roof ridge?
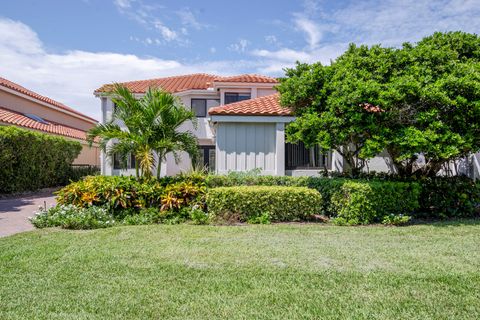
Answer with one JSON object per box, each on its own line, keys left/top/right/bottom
{"left": 120, "top": 73, "right": 218, "bottom": 85}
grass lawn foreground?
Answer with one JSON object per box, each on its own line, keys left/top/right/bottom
{"left": 1, "top": 222, "right": 480, "bottom": 319}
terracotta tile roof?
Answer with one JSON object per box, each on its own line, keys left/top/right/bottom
{"left": 213, "top": 74, "right": 278, "bottom": 83}
{"left": 0, "top": 77, "right": 97, "bottom": 123}
{"left": 0, "top": 106, "right": 88, "bottom": 141}
{"left": 95, "top": 73, "right": 217, "bottom": 94}
{"left": 208, "top": 93, "right": 292, "bottom": 116}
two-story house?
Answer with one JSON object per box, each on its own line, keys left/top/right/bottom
{"left": 94, "top": 73, "right": 479, "bottom": 179}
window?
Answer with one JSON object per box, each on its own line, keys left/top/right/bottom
{"left": 224, "top": 92, "right": 251, "bottom": 104}
{"left": 113, "top": 153, "right": 136, "bottom": 170}
{"left": 198, "top": 146, "right": 215, "bottom": 172}
{"left": 24, "top": 113, "right": 49, "bottom": 124}
{"left": 191, "top": 99, "right": 220, "bottom": 117}
{"left": 285, "top": 141, "right": 328, "bottom": 170}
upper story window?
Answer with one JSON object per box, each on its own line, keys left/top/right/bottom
{"left": 191, "top": 99, "right": 220, "bottom": 117}
{"left": 225, "top": 92, "right": 251, "bottom": 104}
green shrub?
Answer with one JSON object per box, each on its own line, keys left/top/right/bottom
{"left": 331, "top": 180, "right": 420, "bottom": 225}
{"left": 189, "top": 207, "right": 209, "bottom": 225}
{"left": 0, "top": 126, "right": 82, "bottom": 193}
{"left": 31, "top": 204, "right": 114, "bottom": 229}
{"left": 246, "top": 212, "right": 271, "bottom": 224}
{"left": 121, "top": 208, "right": 163, "bottom": 225}
{"left": 66, "top": 165, "right": 100, "bottom": 182}
{"left": 416, "top": 176, "right": 480, "bottom": 219}
{"left": 55, "top": 175, "right": 205, "bottom": 213}
{"left": 206, "top": 186, "right": 322, "bottom": 223}
{"left": 382, "top": 214, "right": 412, "bottom": 226}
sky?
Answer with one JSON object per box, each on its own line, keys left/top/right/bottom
{"left": 0, "top": 0, "right": 479, "bottom": 120}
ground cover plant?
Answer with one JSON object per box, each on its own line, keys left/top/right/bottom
{"left": 1, "top": 222, "right": 480, "bottom": 319}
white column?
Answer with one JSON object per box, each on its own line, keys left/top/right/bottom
{"left": 251, "top": 87, "right": 258, "bottom": 99}
{"left": 275, "top": 122, "right": 285, "bottom": 176}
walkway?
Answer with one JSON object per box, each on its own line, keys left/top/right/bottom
{"left": 0, "top": 190, "right": 56, "bottom": 237}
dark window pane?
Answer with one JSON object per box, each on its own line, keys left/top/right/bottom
{"left": 130, "top": 154, "right": 136, "bottom": 169}
{"left": 113, "top": 153, "right": 122, "bottom": 169}
{"left": 225, "top": 93, "right": 251, "bottom": 104}
{"left": 198, "top": 146, "right": 215, "bottom": 172}
{"left": 285, "top": 141, "right": 326, "bottom": 170}
{"left": 191, "top": 99, "right": 207, "bottom": 117}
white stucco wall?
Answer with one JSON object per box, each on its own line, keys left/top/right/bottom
{"left": 216, "top": 122, "right": 277, "bottom": 175}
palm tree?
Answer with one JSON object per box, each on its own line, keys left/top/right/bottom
{"left": 87, "top": 84, "right": 199, "bottom": 179}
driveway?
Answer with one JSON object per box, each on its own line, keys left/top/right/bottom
{"left": 0, "top": 190, "right": 56, "bottom": 237}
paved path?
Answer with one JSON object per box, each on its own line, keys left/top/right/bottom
{"left": 0, "top": 190, "right": 56, "bottom": 238}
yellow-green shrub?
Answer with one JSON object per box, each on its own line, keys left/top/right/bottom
{"left": 206, "top": 186, "right": 322, "bottom": 222}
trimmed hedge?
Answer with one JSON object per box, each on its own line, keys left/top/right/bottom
{"left": 331, "top": 180, "right": 421, "bottom": 225}
{"left": 0, "top": 126, "right": 82, "bottom": 193}
{"left": 206, "top": 186, "right": 322, "bottom": 223}
{"left": 206, "top": 173, "right": 479, "bottom": 219}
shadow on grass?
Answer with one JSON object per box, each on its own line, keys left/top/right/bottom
{"left": 411, "top": 218, "right": 480, "bottom": 227}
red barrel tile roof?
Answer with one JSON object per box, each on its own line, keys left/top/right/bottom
{"left": 0, "top": 77, "right": 97, "bottom": 123}
{"left": 95, "top": 73, "right": 279, "bottom": 94}
{"left": 95, "top": 73, "right": 217, "bottom": 94}
{"left": 208, "top": 93, "right": 292, "bottom": 116}
{"left": 213, "top": 74, "right": 278, "bottom": 83}
{"left": 0, "top": 106, "right": 88, "bottom": 140}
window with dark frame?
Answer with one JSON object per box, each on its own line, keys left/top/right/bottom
{"left": 285, "top": 141, "right": 327, "bottom": 170}
{"left": 191, "top": 99, "right": 220, "bottom": 117}
{"left": 198, "top": 146, "right": 215, "bottom": 172}
{"left": 113, "top": 153, "right": 136, "bottom": 170}
{"left": 224, "top": 92, "right": 251, "bottom": 104}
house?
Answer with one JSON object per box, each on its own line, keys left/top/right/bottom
{"left": 94, "top": 73, "right": 479, "bottom": 179}
{"left": 0, "top": 77, "right": 100, "bottom": 166}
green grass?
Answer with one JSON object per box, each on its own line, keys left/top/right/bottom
{"left": 1, "top": 222, "right": 480, "bottom": 319}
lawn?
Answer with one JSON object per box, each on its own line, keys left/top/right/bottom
{"left": 1, "top": 222, "right": 480, "bottom": 319}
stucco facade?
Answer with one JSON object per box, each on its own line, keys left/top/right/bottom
{"left": 0, "top": 77, "right": 100, "bottom": 166}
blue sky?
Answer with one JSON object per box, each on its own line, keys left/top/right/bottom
{"left": 0, "top": 0, "right": 479, "bottom": 120}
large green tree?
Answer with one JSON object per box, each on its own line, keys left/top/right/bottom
{"left": 88, "top": 85, "right": 199, "bottom": 179}
{"left": 278, "top": 31, "right": 480, "bottom": 177}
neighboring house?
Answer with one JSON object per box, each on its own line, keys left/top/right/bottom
{"left": 95, "top": 73, "right": 479, "bottom": 179}
{"left": 0, "top": 77, "right": 100, "bottom": 166}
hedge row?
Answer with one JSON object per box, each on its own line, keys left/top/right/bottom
{"left": 206, "top": 173, "right": 479, "bottom": 219}
{"left": 206, "top": 186, "right": 322, "bottom": 223}
{"left": 0, "top": 126, "right": 82, "bottom": 193}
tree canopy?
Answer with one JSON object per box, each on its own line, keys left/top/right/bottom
{"left": 277, "top": 31, "right": 480, "bottom": 177}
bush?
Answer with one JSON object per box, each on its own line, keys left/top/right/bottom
{"left": 66, "top": 165, "right": 100, "bottom": 182}
{"left": 31, "top": 205, "right": 114, "bottom": 229}
{"left": 416, "top": 176, "right": 480, "bottom": 219}
{"left": 331, "top": 180, "right": 421, "bottom": 225}
{"left": 55, "top": 175, "right": 205, "bottom": 213}
{"left": 206, "top": 186, "right": 322, "bottom": 223}
{"left": 0, "top": 126, "right": 82, "bottom": 193}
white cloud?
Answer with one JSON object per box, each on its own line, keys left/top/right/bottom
{"left": 265, "top": 35, "right": 278, "bottom": 45}
{"left": 177, "top": 8, "right": 208, "bottom": 30}
{"left": 113, "top": 0, "right": 132, "bottom": 9}
{"left": 228, "top": 39, "right": 250, "bottom": 53}
{"left": 250, "top": 0, "right": 480, "bottom": 74}
{"left": 153, "top": 20, "right": 178, "bottom": 42}
{"left": 0, "top": 18, "right": 252, "bottom": 120}
{"left": 293, "top": 14, "right": 322, "bottom": 49}
{"left": 210, "top": 47, "right": 217, "bottom": 54}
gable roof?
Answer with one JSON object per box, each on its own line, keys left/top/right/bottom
{"left": 94, "top": 73, "right": 279, "bottom": 94}
{"left": 0, "top": 77, "right": 97, "bottom": 123}
{"left": 0, "top": 106, "right": 88, "bottom": 140}
{"left": 213, "top": 74, "right": 278, "bottom": 83}
{"left": 208, "top": 93, "right": 292, "bottom": 116}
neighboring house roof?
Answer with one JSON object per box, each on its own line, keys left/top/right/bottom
{"left": 0, "top": 106, "right": 88, "bottom": 141}
{"left": 208, "top": 93, "right": 292, "bottom": 116}
{"left": 0, "top": 77, "right": 97, "bottom": 123}
{"left": 213, "top": 74, "right": 278, "bottom": 83}
{"left": 94, "top": 73, "right": 279, "bottom": 94}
